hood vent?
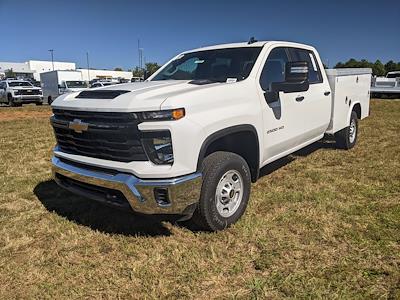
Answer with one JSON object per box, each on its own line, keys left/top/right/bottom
{"left": 76, "top": 90, "right": 129, "bottom": 99}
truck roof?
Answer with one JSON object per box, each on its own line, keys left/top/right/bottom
{"left": 183, "top": 40, "right": 315, "bottom": 53}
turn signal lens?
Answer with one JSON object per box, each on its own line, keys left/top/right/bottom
{"left": 171, "top": 108, "right": 185, "bottom": 120}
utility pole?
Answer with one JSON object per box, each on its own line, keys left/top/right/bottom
{"left": 86, "top": 52, "right": 90, "bottom": 81}
{"left": 138, "top": 39, "right": 145, "bottom": 80}
{"left": 48, "top": 49, "right": 54, "bottom": 71}
{"left": 138, "top": 39, "right": 141, "bottom": 70}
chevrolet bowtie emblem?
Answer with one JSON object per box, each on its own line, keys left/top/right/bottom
{"left": 69, "top": 119, "right": 89, "bottom": 133}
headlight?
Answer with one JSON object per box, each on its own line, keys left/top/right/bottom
{"left": 13, "top": 90, "right": 21, "bottom": 95}
{"left": 141, "top": 108, "right": 185, "bottom": 121}
{"left": 141, "top": 131, "right": 173, "bottom": 164}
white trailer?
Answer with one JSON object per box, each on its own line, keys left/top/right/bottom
{"left": 40, "top": 70, "right": 88, "bottom": 104}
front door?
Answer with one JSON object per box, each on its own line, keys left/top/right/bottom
{"left": 256, "top": 46, "right": 330, "bottom": 165}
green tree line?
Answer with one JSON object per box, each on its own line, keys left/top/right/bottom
{"left": 334, "top": 59, "right": 400, "bottom": 76}
{"left": 132, "top": 63, "right": 161, "bottom": 78}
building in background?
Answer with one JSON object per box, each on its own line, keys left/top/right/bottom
{"left": 0, "top": 60, "right": 132, "bottom": 82}
{"left": 27, "top": 60, "right": 76, "bottom": 81}
{"left": 77, "top": 68, "right": 132, "bottom": 81}
{"left": 0, "top": 62, "right": 35, "bottom": 79}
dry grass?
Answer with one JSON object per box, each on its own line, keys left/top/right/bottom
{"left": 0, "top": 100, "right": 399, "bottom": 299}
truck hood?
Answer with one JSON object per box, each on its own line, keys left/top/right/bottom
{"left": 10, "top": 86, "right": 41, "bottom": 90}
{"left": 52, "top": 80, "right": 223, "bottom": 112}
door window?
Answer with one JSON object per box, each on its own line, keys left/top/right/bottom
{"left": 288, "top": 48, "right": 322, "bottom": 83}
{"left": 259, "top": 47, "right": 289, "bottom": 92}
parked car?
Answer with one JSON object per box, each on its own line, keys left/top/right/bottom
{"left": 40, "top": 70, "right": 88, "bottom": 104}
{"left": 131, "top": 77, "right": 143, "bottom": 82}
{"left": 90, "top": 81, "right": 117, "bottom": 88}
{"left": 26, "top": 79, "right": 42, "bottom": 87}
{"left": 50, "top": 40, "right": 371, "bottom": 231}
{"left": 371, "top": 71, "right": 400, "bottom": 97}
{"left": 0, "top": 79, "right": 43, "bottom": 106}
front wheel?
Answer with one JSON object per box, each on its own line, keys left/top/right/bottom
{"left": 8, "top": 94, "right": 16, "bottom": 107}
{"left": 335, "top": 111, "right": 358, "bottom": 149}
{"left": 190, "top": 151, "right": 251, "bottom": 231}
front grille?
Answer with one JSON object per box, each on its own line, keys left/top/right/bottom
{"left": 58, "top": 157, "right": 119, "bottom": 175}
{"left": 51, "top": 109, "right": 148, "bottom": 162}
{"left": 375, "top": 82, "right": 396, "bottom": 87}
{"left": 20, "top": 89, "right": 41, "bottom": 95}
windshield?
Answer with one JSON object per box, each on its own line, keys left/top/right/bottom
{"left": 152, "top": 47, "right": 262, "bottom": 82}
{"left": 386, "top": 73, "right": 400, "bottom": 79}
{"left": 66, "top": 81, "right": 88, "bottom": 88}
{"left": 8, "top": 81, "right": 33, "bottom": 87}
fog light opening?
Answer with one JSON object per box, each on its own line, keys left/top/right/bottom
{"left": 154, "top": 187, "right": 171, "bottom": 206}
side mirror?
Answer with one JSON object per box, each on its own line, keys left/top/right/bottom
{"left": 271, "top": 61, "right": 310, "bottom": 93}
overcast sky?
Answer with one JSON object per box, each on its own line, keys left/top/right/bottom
{"left": 1, "top": 0, "right": 399, "bottom": 70}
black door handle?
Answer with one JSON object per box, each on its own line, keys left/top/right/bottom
{"left": 295, "top": 96, "right": 304, "bottom": 102}
{"left": 324, "top": 91, "right": 331, "bottom": 96}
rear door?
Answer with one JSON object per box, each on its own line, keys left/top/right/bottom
{"left": 287, "top": 47, "right": 331, "bottom": 142}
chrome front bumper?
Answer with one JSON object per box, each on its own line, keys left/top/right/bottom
{"left": 13, "top": 95, "right": 43, "bottom": 101}
{"left": 52, "top": 157, "right": 202, "bottom": 215}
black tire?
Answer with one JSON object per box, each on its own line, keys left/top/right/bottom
{"left": 190, "top": 151, "right": 251, "bottom": 231}
{"left": 8, "top": 94, "right": 16, "bottom": 107}
{"left": 335, "top": 111, "right": 358, "bottom": 150}
{"left": 48, "top": 96, "right": 52, "bottom": 105}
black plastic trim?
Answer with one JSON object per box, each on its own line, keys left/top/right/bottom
{"left": 76, "top": 90, "right": 130, "bottom": 99}
{"left": 196, "top": 124, "right": 260, "bottom": 182}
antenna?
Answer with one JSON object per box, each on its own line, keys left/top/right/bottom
{"left": 248, "top": 37, "right": 257, "bottom": 44}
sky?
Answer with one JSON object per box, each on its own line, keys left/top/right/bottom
{"left": 0, "top": 0, "right": 399, "bottom": 70}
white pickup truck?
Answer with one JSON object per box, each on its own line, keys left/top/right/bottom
{"left": 50, "top": 41, "right": 371, "bottom": 231}
{"left": 0, "top": 79, "right": 43, "bottom": 106}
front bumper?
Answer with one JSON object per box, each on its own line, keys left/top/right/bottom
{"left": 52, "top": 156, "right": 202, "bottom": 215}
{"left": 12, "top": 94, "right": 43, "bottom": 101}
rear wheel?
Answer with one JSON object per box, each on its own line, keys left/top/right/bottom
{"left": 190, "top": 151, "right": 251, "bottom": 231}
{"left": 335, "top": 111, "right": 358, "bottom": 149}
{"left": 48, "top": 96, "right": 52, "bottom": 105}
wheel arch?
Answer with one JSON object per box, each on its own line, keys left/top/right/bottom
{"left": 352, "top": 102, "right": 361, "bottom": 119}
{"left": 196, "top": 124, "right": 260, "bottom": 182}
{"left": 347, "top": 102, "right": 362, "bottom": 125}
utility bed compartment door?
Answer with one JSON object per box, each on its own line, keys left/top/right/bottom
{"left": 325, "top": 68, "right": 371, "bottom": 134}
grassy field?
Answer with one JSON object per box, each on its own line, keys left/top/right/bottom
{"left": 0, "top": 100, "right": 399, "bottom": 299}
